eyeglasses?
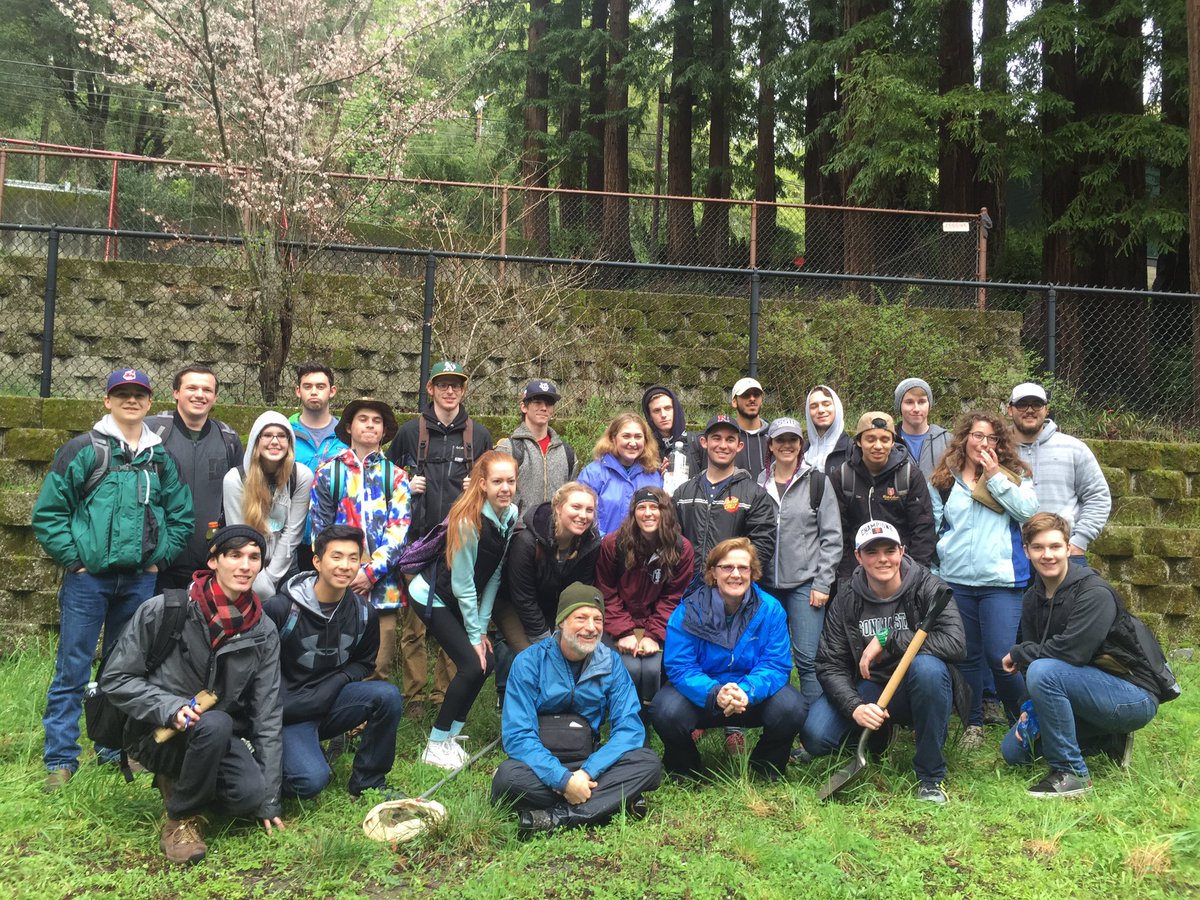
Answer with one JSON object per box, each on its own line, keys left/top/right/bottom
{"left": 968, "top": 432, "right": 1000, "bottom": 445}
{"left": 1011, "top": 400, "right": 1045, "bottom": 410}
{"left": 715, "top": 564, "right": 751, "bottom": 575}
{"left": 259, "top": 432, "right": 289, "bottom": 445}
{"left": 432, "top": 380, "right": 464, "bottom": 392}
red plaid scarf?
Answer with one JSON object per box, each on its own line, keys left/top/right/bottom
{"left": 190, "top": 570, "right": 262, "bottom": 649}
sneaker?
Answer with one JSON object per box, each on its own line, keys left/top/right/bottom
{"left": 916, "top": 781, "right": 948, "bottom": 804}
{"left": 982, "top": 700, "right": 1006, "bottom": 726}
{"left": 44, "top": 768, "right": 72, "bottom": 792}
{"left": 790, "top": 744, "right": 813, "bottom": 764}
{"left": 724, "top": 731, "right": 746, "bottom": 755}
{"left": 960, "top": 725, "right": 986, "bottom": 750}
{"left": 160, "top": 815, "right": 207, "bottom": 865}
{"left": 516, "top": 808, "right": 555, "bottom": 839}
{"left": 420, "top": 737, "right": 469, "bottom": 771}
{"left": 1027, "top": 769, "right": 1093, "bottom": 799}
{"left": 626, "top": 797, "right": 649, "bottom": 821}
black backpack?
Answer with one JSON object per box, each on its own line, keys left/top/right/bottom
{"left": 84, "top": 589, "right": 189, "bottom": 781}
{"left": 80, "top": 431, "right": 165, "bottom": 501}
{"left": 1095, "top": 581, "right": 1182, "bottom": 704}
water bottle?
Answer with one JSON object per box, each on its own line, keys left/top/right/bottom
{"left": 664, "top": 441, "right": 689, "bottom": 494}
{"left": 1015, "top": 699, "right": 1039, "bottom": 744}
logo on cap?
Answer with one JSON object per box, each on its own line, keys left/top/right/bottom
{"left": 539, "top": 382, "right": 549, "bottom": 391}
{"left": 122, "top": 369, "right": 138, "bottom": 382}
{"left": 444, "top": 362, "right": 458, "bottom": 372}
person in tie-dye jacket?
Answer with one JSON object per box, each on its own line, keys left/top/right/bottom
{"left": 310, "top": 398, "right": 411, "bottom": 682}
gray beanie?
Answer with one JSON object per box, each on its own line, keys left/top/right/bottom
{"left": 894, "top": 378, "right": 933, "bottom": 413}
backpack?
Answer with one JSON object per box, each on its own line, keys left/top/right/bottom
{"left": 81, "top": 430, "right": 165, "bottom": 501}
{"left": 831, "top": 459, "right": 910, "bottom": 506}
{"left": 507, "top": 435, "right": 577, "bottom": 478}
{"left": 1094, "top": 582, "right": 1182, "bottom": 704}
{"left": 417, "top": 416, "right": 474, "bottom": 475}
{"left": 330, "top": 457, "right": 397, "bottom": 507}
{"left": 394, "top": 519, "right": 450, "bottom": 623}
{"left": 150, "top": 415, "right": 241, "bottom": 470}
{"left": 276, "top": 596, "right": 370, "bottom": 643}
{"left": 84, "top": 589, "right": 189, "bottom": 782}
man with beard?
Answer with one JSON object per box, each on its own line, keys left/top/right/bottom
{"left": 491, "top": 582, "right": 662, "bottom": 837}
{"left": 1006, "top": 383, "right": 1111, "bottom": 566}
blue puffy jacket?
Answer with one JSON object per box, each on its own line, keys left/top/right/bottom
{"left": 578, "top": 453, "right": 663, "bottom": 536}
{"left": 501, "top": 634, "right": 644, "bottom": 790}
{"left": 663, "top": 582, "right": 792, "bottom": 712}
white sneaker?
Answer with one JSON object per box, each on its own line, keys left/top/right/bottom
{"left": 421, "top": 737, "right": 468, "bottom": 771}
{"left": 449, "top": 735, "right": 471, "bottom": 767}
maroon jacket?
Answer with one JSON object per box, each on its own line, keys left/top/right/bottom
{"left": 596, "top": 532, "right": 694, "bottom": 644}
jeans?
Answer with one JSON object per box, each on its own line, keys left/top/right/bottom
{"left": 1000, "top": 658, "right": 1158, "bottom": 778}
{"left": 775, "top": 582, "right": 824, "bottom": 704}
{"left": 44, "top": 569, "right": 157, "bottom": 771}
{"left": 946, "top": 582, "right": 1025, "bottom": 726}
{"left": 281, "top": 680, "right": 404, "bottom": 798}
{"left": 801, "top": 654, "right": 955, "bottom": 784}
{"left": 650, "top": 683, "right": 807, "bottom": 778}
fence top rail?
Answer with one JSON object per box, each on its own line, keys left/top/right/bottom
{"left": 3, "top": 221, "right": 1196, "bottom": 301}
{"left": 0, "top": 138, "right": 983, "bottom": 220}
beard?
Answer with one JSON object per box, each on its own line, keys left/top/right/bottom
{"left": 564, "top": 630, "right": 601, "bottom": 657}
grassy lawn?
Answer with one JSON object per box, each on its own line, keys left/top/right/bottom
{"left": 1, "top": 638, "right": 1197, "bottom": 899}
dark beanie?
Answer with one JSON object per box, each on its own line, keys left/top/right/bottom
{"left": 629, "top": 486, "right": 660, "bottom": 512}
{"left": 555, "top": 581, "right": 604, "bottom": 625}
{"left": 208, "top": 524, "right": 267, "bottom": 559}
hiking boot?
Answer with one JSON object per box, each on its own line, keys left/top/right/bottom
{"left": 724, "top": 731, "right": 746, "bottom": 755}
{"left": 916, "top": 781, "right": 948, "bottom": 804}
{"left": 626, "top": 797, "right": 649, "bottom": 821}
{"left": 516, "top": 808, "right": 555, "bottom": 839}
{"left": 44, "top": 768, "right": 72, "bottom": 792}
{"left": 1027, "top": 770, "right": 1093, "bottom": 799}
{"left": 790, "top": 744, "right": 813, "bottom": 764}
{"left": 405, "top": 701, "right": 428, "bottom": 721}
{"left": 420, "top": 737, "right": 469, "bottom": 771}
{"left": 324, "top": 733, "right": 347, "bottom": 765}
{"left": 982, "top": 700, "right": 1007, "bottom": 726}
{"left": 160, "top": 816, "right": 207, "bottom": 865}
{"left": 960, "top": 725, "right": 986, "bottom": 750}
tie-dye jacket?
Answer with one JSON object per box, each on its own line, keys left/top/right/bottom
{"left": 310, "top": 448, "right": 411, "bottom": 610}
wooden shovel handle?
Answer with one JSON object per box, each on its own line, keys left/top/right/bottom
{"left": 153, "top": 690, "right": 219, "bottom": 744}
{"left": 875, "top": 585, "right": 954, "bottom": 710}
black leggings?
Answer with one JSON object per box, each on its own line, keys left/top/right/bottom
{"left": 416, "top": 602, "right": 495, "bottom": 731}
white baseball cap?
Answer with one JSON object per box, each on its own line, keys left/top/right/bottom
{"left": 1009, "top": 382, "right": 1048, "bottom": 405}
{"left": 732, "top": 377, "right": 763, "bottom": 399}
{"left": 855, "top": 520, "right": 902, "bottom": 550}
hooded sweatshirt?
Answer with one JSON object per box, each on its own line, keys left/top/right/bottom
{"left": 223, "top": 412, "right": 314, "bottom": 598}
{"left": 900, "top": 423, "right": 951, "bottom": 480}
{"left": 263, "top": 572, "right": 379, "bottom": 724}
{"left": 33, "top": 414, "right": 193, "bottom": 574}
{"left": 1015, "top": 419, "right": 1112, "bottom": 551}
{"left": 804, "top": 385, "right": 851, "bottom": 473}
{"left": 496, "top": 422, "right": 577, "bottom": 513}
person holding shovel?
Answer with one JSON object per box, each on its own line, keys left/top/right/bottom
{"left": 803, "top": 521, "right": 966, "bottom": 803}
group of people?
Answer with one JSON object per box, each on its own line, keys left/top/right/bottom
{"left": 31, "top": 359, "right": 1172, "bottom": 863}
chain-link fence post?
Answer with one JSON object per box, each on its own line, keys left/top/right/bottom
{"left": 1046, "top": 286, "right": 1057, "bottom": 378}
{"left": 40, "top": 225, "right": 61, "bottom": 398}
{"left": 748, "top": 269, "right": 761, "bottom": 377}
{"left": 418, "top": 251, "right": 437, "bottom": 408}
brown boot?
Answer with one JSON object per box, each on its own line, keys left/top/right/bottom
{"left": 160, "top": 815, "right": 207, "bottom": 865}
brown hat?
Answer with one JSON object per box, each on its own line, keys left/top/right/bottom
{"left": 854, "top": 411, "right": 896, "bottom": 439}
{"left": 336, "top": 398, "right": 399, "bottom": 446}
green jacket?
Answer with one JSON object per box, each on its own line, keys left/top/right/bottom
{"left": 33, "top": 424, "right": 194, "bottom": 574}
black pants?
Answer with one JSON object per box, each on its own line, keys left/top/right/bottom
{"left": 650, "top": 683, "right": 808, "bottom": 778}
{"left": 142, "top": 709, "right": 266, "bottom": 820}
{"left": 415, "top": 602, "right": 494, "bottom": 732}
{"left": 602, "top": 635, "right": 663, "bottom": 705}
{"left": 490, "top": 747, "right": 662, "bottom": 829}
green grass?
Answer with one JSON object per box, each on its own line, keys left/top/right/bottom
{"left": 1, "top": 639, "right": 1197, "bottom": 898}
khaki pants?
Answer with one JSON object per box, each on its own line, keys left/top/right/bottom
{"left": 399, "top": 602, "right": 454, "bottom": 703}
{"left": 491, "top": 596, "right": 535, "bottom": 653}
{"left": 369, "top": 610, "right": 400, "bottom": 683}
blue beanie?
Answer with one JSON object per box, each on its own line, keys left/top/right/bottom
{"left": 894, "top": 378, "right": 933, "bottom": 413}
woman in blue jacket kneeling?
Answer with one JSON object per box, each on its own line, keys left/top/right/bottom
{"left": 650, "top": 538, "right": 807, "bottom": 780}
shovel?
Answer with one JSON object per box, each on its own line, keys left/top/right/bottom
{"left": 817, "top": 585, "right": 953, "bottom": 802}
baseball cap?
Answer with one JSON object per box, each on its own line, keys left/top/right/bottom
{"left": 106, "top": 368, "right": 152, "bottom": 394}
{"left": 854, "top": 411, "right": 896, "bottom": 438}
{"left": 767, "top": 417, "right": 804, "bottom": 440}
{"left": 855, "top": 520, "right": 902, "bottom": 550}
{"left": 731, "top": 377, "right": 763, "bottom": 399}
{"left": 1009, "top": 382, "right": 1048, "bottom": 405}
{"left": 521, "top": 379, "right": 561, "bottom": 403}
{"left": 703, "top": 414, "right": 740, "bottom": 436}
{"left": 429, "top": 360, "right": 468, "bottom": 382}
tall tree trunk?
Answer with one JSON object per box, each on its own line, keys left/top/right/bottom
{"left": 937, "top": 0, "right": 975, "bottom": 213}
{"left": 601, "top": 0, "right": 633, "bottom": 259}
{"left": 803, "top": 0, "right": 842, "bottom": 272}
{"left": 586, "top": 0, "right": 609, "bottom": 224}
{"left": 1189, "top": 0, "right": 1200, "bottom": 410}
{"left": 522, "top": 0, "right": 552, "bottom": 254}
{"left": 697, "top": 0, "right": 732, "bottom": 265}
{"left": 755, "top": 0, "right": 781, "bottom": 267}
{"left": 978, "top": 0, "right": 1008, "bottom": 263}
{"left": 558, "top": 0, "right": 585, "bottom": 236}
{"left": 666, "top": 0, "right": 698, "bottom": 263}
{"left": 1156, "top": 10, "right": 1189, "bottom": 294}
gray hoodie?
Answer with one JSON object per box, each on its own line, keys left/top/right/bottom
{"left": 222, "top": 411, "right": 314, "bottom": 596}
{"left": 1015, "top": 419, "right": 1111, "bottom": 551}
{"left": 757, "top": 461, "right": 843, "bottom": 595}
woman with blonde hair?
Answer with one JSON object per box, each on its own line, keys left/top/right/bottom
{"left": 222, "top": 411, "right": 313, "bottom": 597}
{"left": 578, "top": 413, "right": 662, "bottom": 536}
{"left": 407, "top": 450, "right": 520, "bottom": 770}
{"left": 929, "top": 410, "right": 1039, "bottom": 749}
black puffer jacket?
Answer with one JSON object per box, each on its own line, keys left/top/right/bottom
{"left": 502, "top": 501, "right": 602, "bottom": 640}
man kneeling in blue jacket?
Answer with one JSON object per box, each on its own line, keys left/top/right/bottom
{"left": 492, "top": 582, "right": 662, "bottom": 837}
{"left": 651, "top": 538, "right": 807, "bottom": 780}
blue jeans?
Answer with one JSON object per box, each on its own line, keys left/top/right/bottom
{"left": 1000, "top": 658, "right": 1158, "bottom": 778}
{"left": 947, "top": 582, "right": 1025, "bottom": 726}
{"left": 774, "top": 582, "right": 825, "bottom": 704}
{"left": 802, "top": 654, "right": 954, "bottom": 784}
{"left": 44, "top": 569, "right": 157, "bottom": 771}
{"left": 281, "top": 680, "right": 404, "bottom": 798}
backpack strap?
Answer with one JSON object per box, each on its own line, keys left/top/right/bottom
{"left": 151, "top": 416, "right": 174, "bottom": 443}
{"left": 463, "top": 418, "right": 475, "bottom": 469}
{"left": 277, "top": 601, "right": 302, "bottom": 641}
{"left": 508, "top": 438, "right": 525, "bottom": 468}
{"left": 896, "top": 461, "right": 911, "bottom": 499}
{"left": 564, "top": 442, "right": 576, "bottom": 476}
{"left": 416, "top": 416, "right": 430, "bottom": 474}
{"left": 809, "top": 469, "right": 827, "bottom": 513}
{"left": 937, "top": 483, "right": 952, "bottom": 505}
{"left": 147, "top": 589, "right": 190, "bottom": 672}
{"left": 82, "top": 431, "right": 112, "bottom": 500}
{"left": 217, "top": 422, "right": 241, "bottom": 470}
{"left": 332, "top": 458, "right": 345, "bottom": 504}
{"left": 837, "top": 460, "right": 856, "bottom": 500}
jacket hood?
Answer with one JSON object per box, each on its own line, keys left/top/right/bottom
{"left": 510, "top": 421, "right": 560, "bottom": 446}
{"left": 1031, "top": 418, "right": 1060, "bottom": 446}
{"left": 846, "top": 441, "right": 914, "bottom": 479}
{"left": 680, "top": 581, "right": 762, "bottom": 650}
{"left": 850, "top": 554, "right": 923, "bottom": 605}
{"left": 641, "top": 385, "right": 686, "bottom": 442}
{"left": 522, "top": 500, "right": 600, "bottom": 550}
{"left": 94, "top": 414, "right": 163, "bottom": 453}
{"left": 804, "top": 384, "right": 845, "bottom": 470}
{"left": 245, "top": 411, "right": 295, "bottom": 471}
{"left": 422, "top": 404, "right": 470, "bottom": 431}
{"left": 276, "top": 570, "right": 350, "bottom": 621}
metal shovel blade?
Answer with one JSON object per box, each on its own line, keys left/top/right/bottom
{"left": 816, "top": 727, "right": 872, "bottom": 801}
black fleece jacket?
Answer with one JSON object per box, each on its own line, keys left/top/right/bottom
{"left": 1010, "top": 565, "right": 1119, "bottom": 670}
{"left": 672, "top": 468, "right": 776, "bottom": 580}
